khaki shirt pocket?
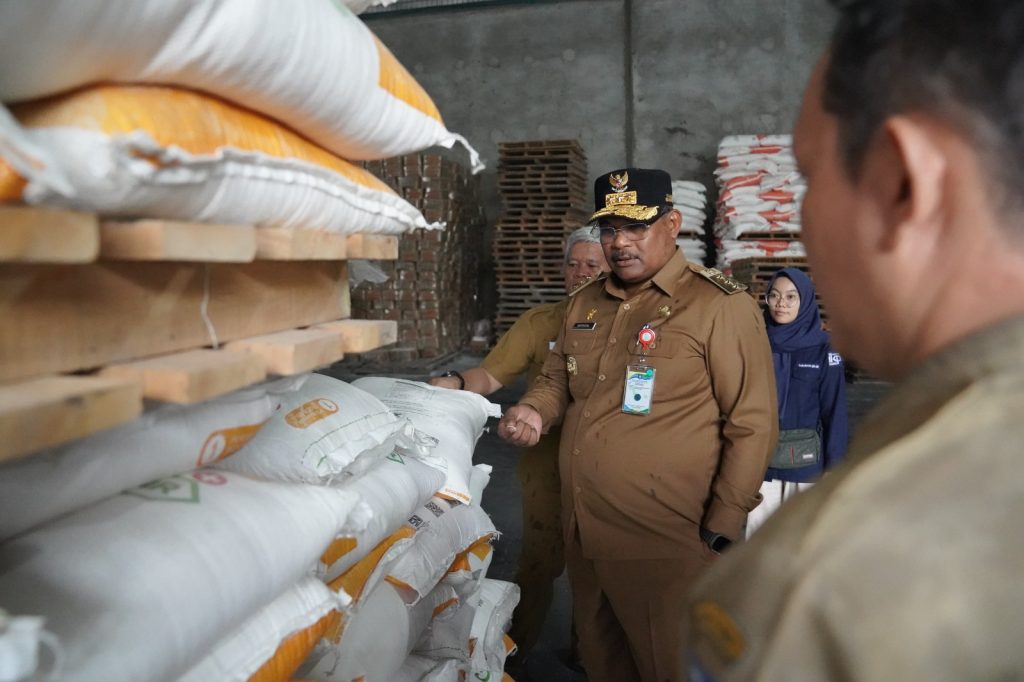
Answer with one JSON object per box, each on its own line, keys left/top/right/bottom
{"left": 564, "top": 329, "right": 600, "bottom": 399}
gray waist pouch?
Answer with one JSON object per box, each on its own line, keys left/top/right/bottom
{"left": 770, "top": 428, "right": 821, "bottom": 469}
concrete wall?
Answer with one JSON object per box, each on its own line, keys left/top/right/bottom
{"left": 364, "top": 0, "right": 835, "bottom": 309}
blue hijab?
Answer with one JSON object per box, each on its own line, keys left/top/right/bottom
{"left": 764, "top": 267, "right": 829, "bottom": 414}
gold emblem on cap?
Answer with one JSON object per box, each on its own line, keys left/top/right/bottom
{"left": 586, "top": 308, "right": 597, "bottom": 321}
{"left": 609, "top": 171, "right": 629, "bottom": 193}
{"left": 567, "top": 356, "right": 579, "bottom": 376}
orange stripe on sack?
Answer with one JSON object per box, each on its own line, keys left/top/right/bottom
{"left": 0, "top": 84, "right": 396, "bottom": 201}
{"left": 247, "top": 609, "right": 339, "bottom": 682}
{"left": 327, "top": 526, "right": 415, "bottom": 603}
{"left": 432, "top": 597, "right": 460, "bottom": 619}
{"left": 373, "top": 35, "right": 443, "bottom": 123}
{"left": 320, "top": 537, "right": 359, "bottom": 567}
{"left": 503, "top": 633, "right": 517, "bottom": 654}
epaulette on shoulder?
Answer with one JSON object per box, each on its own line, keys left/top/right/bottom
{"left": 568, "top": 273, "right": 607, "bottom": 297}
{"left": 695, "top": 266, "right": 747, "bottom": 295}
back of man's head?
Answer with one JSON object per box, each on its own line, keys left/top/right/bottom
{"left": 824, "top": 0, "right": 1024, "bottom": 219}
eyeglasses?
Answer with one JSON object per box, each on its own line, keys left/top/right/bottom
{"left": 765, "top": 291, "right": 800, "bottom": 307}
{"left": 593, "top": 209, "right": 669, "bottom": 243}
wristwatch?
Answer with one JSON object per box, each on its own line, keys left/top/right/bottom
{"left": 700, "top": 527, "right": 733, "bottom": 555}
{"left": 440, "top": 369, "right": 465, "bottom": 390}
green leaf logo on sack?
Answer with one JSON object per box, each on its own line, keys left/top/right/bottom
{"left": 127, "top": 471, "right": 227, "bottom": 503}
{"left": 128, "top": 475, "right": 201, "bottom": 504}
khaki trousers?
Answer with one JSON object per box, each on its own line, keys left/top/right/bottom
{"left": 507, "top": 432, "right": 564, "bottom": 656}
{"left": 565, "top": 522, "right": 711, "bottom": 682}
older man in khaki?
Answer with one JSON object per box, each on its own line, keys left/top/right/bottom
{"left": 688, "top": 1, "right": 1024, "bottom": 680}
{"left": 500, "top": 168, "right": 777, "bottom": 682}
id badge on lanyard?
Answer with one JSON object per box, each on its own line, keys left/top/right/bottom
{"left": 622, "top": 324, "right": 657, "bottom": 415}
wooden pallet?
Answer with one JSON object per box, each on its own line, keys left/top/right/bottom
{"left": 0, "top": 207, "right": 399, "bottom": 264}
{"left": 0, "top": 206, "right": 402, "bottom": 462}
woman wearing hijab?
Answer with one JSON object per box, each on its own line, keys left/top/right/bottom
{"left": 746, "top": 267, "right": 849, "bottom": 538}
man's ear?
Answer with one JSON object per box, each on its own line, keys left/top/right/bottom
{"left": 864, "top": 116, "right": 947, "bottom": 252}
{"left": 666, "top": 208, "right": 682, "bottom": 239}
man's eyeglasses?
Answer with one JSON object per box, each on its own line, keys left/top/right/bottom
{"left": 765, "top": 291, "right": 800, "bottom": 307}
{"left": 593, "top": 208, "right": 669, "bottom": 243}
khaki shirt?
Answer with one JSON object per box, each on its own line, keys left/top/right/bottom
{"left": 688, "top": 314, "right": 1024, "bottom": 681}
{"left": 521, "top": 250, "right": 777, "bottom": 559}
{"left": 482, "top": 299, "right": 568, "bottom": 391}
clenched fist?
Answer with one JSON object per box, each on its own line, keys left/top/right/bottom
{"left": 498, "top": 404, "right": 544, "bottom": 447}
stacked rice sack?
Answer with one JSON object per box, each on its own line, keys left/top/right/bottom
{"left": 0, "top": 0, "right": 483, "bottom": 233}
{"left": 711, "top": 134, "right": 807, "bottom": 272}
{"left": 292, "top": 379, "right": 518, "bottom": 681}
{"left": 672, "top": 180, "right": 709, "bottom": 265}
{"left": 0, "top": 374, "right": 517, "bottom": 681}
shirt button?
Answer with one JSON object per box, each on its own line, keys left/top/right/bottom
{"left": 572, "top": 448, "right": 580, "bottom": 456}
{"left": 609, "top": 337, "right": 616, "bottom": 344}
{"left": 598, "top": 374, "right": 606, "bottom": 381}
{"left": 574, "top": 485, "right": 582, "bottom": 493}
{"left": 583, "top": 410, "right": 591, "bottom": 418}
{"left": 623, "top": 303, "right": 631, "bottom": 310}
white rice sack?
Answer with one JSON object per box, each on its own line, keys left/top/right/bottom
{"left": 179, "top": 577, "right": 341, "bottom": 682}
{"left": 217, "top": 373, "right": 415, "bottom": 485}
{"left": 0, "top": 377, "right": 300, "bottom": 542}
{"left": 468, "top": 464, "right": 493, "bottom": 507}
{"left": 413, "top": 598, "right": 477, "bottom": 663}
{"left": 317, "top": 456, "right": 445, "bottom": 583}
{"left": 394, "top": 654, "right": 462, "bottom": 682}
{"left": 719, "top": 134, "right": 792, "bottom": 148}
{"left": 467, "top": 580, "right": 520, "bottom": 673}
{"left": 352, "top": 378, "right": 502, "bottom": 504}
{"left": 342, "top": 0, "right": 400, "bottom": 13}
{"left": 386, "top": 501, "right": 498, "bottom": 605}
{"left": 441, "top": 540, "right": 495, "bottom": 601}
{"left": 301, "top": 582, "right": 460, "bottom": 681}
{"left": 0, "top": 106, "right": 434, "bottom": 235}
{"left": 0, "top": 470, "right": 363, "bottom": 682}
{"left": 0, "top": 0, "right": 481, "bottom": 169}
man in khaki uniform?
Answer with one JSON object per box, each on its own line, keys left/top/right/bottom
{"left": 500, "top": 168, "right": 777, "bottom": 682}
{"left": 688, "top": 1, "right": 1024, "bottom": 680}
{"left": 430, "top": 227, "right": 608, "bottom": 668}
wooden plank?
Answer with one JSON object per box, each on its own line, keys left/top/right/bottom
{"left": 0, "top": 375, "right": 142, "bottom": 463}
{"left": 346, "top": 234, "right": 398, "bottom": 260}
{"left": 255, "top": 228, "right": 348, "bottom": 261}
{"left": 0, "top": 206, "right": 99, "bottom": 263}
{"left": 0, "top": 261, "right": 349, "bottom": 383}
{"left": 101, "top": 349, "right": 265, "bottom": 404}
{"left": 314, "top": 319, "right": 398, "bottom": 353}
{"left": 224, "top": 328, "right": 345, "bottom": 375}
{"left": 100, "top": 219, "right": 256, "bottom": 262}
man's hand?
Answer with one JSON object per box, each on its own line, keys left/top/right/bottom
{"left": 498, "top": 404, "right": 544, "bottom": 447}
{"left": 428, "top": 376, "right": 462, "bottom": 390}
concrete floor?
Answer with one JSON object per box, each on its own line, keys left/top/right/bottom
{"left": 325, "top": 353, "right": 890, "bottom": 681}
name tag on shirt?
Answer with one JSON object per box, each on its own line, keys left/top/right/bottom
{"left": 573, "top": 322, "right": 597, "bottom": 331}
{"left": 622, "top": 364, "right": 656, "bottom": 415}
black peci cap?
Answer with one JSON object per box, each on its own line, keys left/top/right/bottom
{"left": 590, "top": 168, "right": 674, "bottom": 222}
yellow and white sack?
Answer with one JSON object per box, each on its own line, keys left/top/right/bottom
{"left": 0, "top": 376, "right": 301, "bottom": 542}
{"left": 0, "top": 470, "right": 364, "bottom": 682}
{"left": 386, "top": 501, "right": 498, "bottom": 605}
{"left": 300, "top": 581, "right": 460, "bottom": 681}
{"left": 352, "top": 377, "right": 502, "bottom": 504}
{"left": 0, "top": 0, "right": 482, "bottom": 169}
{"left": 317, "top": 455, "right": 446, "bottom": 583}
{"left": 0, "top": 86, "right": 434, "bottom": 234}
{"left": 178, "top": 577, "right": 342, "bottom": 682}
{"left": 467, "top": 579, "right": 520, "bottom": 674}
{"left": 217, "top": 373, "right": 417, "bottom": 485}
